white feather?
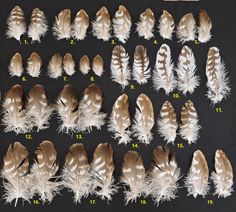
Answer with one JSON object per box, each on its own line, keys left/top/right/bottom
{"left": 26, "top": 52, "right": 42, "bottom": 78}
{"left": 48, "top": 54, "right": 63, "bottom": 78}
{"left": 158, "top": 10, "right": 175, "bottom": 40}
{"left": 63, "top": 53, "right": 75, "bottom": 76}
{"left": 8, "top": 53, "right": 23, "bottom": 77}
{"left": 198, "top": 10, "right": 212, "bottom": 43}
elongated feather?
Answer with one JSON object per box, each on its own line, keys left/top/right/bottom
{"left": 28, "top": 8, "right": 48, "bottom": 43}
{"left": 9, "top": 53, "right": 23, "bottom": 77}
{"left": 26, "top": 52, "right": 42, "bottom": 77}
{"left": 63, "top": 53, "right": 75, "bottom": 76}
{"left": 211, "top": 150, "right": 234, "bottom": 198}
{"left": 206, "top": 47, "right": 230, "bottom": 104}
{"left": 198, "top": 10, "right": 212, "bottom": 43}
{"left": 92, "top": 7, "right": 111, "bottom": 41}
{"left": 92, "top": 55, "right": 104, "bottom": 76}
{"left": 185, "top": 150, "right": 209, "bottom": 198}
{"left": 108, "top": 94, "right": 131, "bottom": 145}
{"left": 176, "top": 45, "right": 199, "bottom": 95}
{"left": 48, "top": 53, "right": 63, "bottom": 78}
{"left": 157, "top": 101, "right": 178, "bottom": 144}
{"left": 110, "top": 45, "right": 131, "bottom": 89}
{"left": 113, "top": 5, "right": 132, "bottom": 43}
{"left": 132, "top": 94, "right": 154, "bottom": 144}
{"left": 79, "top": 55, "right": 90, "bottom": 75}
{"left": 158, "top": 10, "right": 175, "bottom": 40}
{"left": 132, "top": 45, "right": 150, "bottom": 84}
{"left": 1, "top": 142, "right": 30, "bottom": 206}
{"left": 136, "top": 8, "right": 155, "bottom": 40}
{"left": 6, "top": 6, "right": 26, "bottom": 42}
{"left": 152, "top": 44, "right": 176, "bottom": 94}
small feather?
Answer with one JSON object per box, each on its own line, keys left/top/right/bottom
{"left": 63, "top": 53, "right": 75, "bottom": 76}
{"left": 79, "top": 55, "right": 90, "bottom": 75}
{"left": 158, "top": 10, "right": 175, "bottom": 40}
{"left": 92, "top": 55, "right": 104, "bottom": 76}
{"left": 198, "top": 10, "right": 212, "bottom": 43}
{"left": 48, "top": 53, "right": 63, "bottom": 78}
{"left": 26, "top": 52, "right": 42, "bottom": 77}
{"left": 9, "top": 53, "right": 23, "bottom": 77}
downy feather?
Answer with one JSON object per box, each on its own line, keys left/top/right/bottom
{"left": 198, "top": 10, "right": 212, "bottom": 43}
{"left": 158, "top": 10, "right": 175, "bottom": 40}
{"left": 92, "top": 55, "right": 104, "bottom": 76}
{"left": 79, "top": 55, "right": 90, "bottom": 75}
{"left": 63, "top": 53, "right": 75, "bottom": 76}
{"left": 48, "top": 53, "right": 63, "bottom": 78}
{"left": 9, "top": 53, "right": 23, "bottom": 77}
{"left": 26, "top": 52, "right": 42, "bottom": 77}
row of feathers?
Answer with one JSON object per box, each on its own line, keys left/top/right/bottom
{"left": 2, "top": 84, "right": 200, "bottom": 145}
{"left": 6, "top": 6, "right": 212, "bottom": 43}
{"left": 1, "top": 141, "right": 233, "bottom": 207}
{"left": 8, "top": 44, "right": 231, "bottom": 104}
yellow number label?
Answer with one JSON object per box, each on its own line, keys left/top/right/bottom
{"left": 76, "top": 133, "right": 83, "bottom": 140}
{"left": 194, "top": 39, "right": 201, "bottom": 45}
{"left": 90, "top": 76, "right": 95, "bottom": 82}
{"left": 177, "top": 143, "right": 184, "bottom": 149}
{"left": 22, "top": 76, "right": 27, "bottom": 82}
{"left": 130, "top": 84, "right": 135, "bottom": 90}
{"left": 131, "top": 143, "right": 139, "bottom": 148}
{"left": 173, "top": 93, "right": 181, "bottom": 99}
{"left": 63, "top": 76, "right": 68, "bottom": 82}
{"left": 33, "top": 199, "right": 40, "bottom": 205}
{"left": 111, "top": 39, "right": 116, "bottom": 45}
{"left": 89, "top": 199, "right": 96, "bottom": 205}
{"left": 140, "top": 199, "right": 148, "bottom": 205}
{"left": 70, "top": 39, "right": 75, "bottom": 45}
{"left": 215, "top": 107, "right": 223, "bottom": 113}
{"left": 153, "top": 40, "right": 158, "bottom": 45}
{"left": 207, "top": 200, "right": 214, "bottom": 205}
{"left": 25, "top": 134, "right": 32, "bottom": 140}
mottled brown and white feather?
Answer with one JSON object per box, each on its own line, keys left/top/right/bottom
{"left": 198, "top": 10, "right": 212, "bottom": 43}
{"left": 48, "top": 53, "right": 63, "bottom": 78}
{"left": 63, "top": 53, "right": 75, "bottom": 76}
{"left": 158, "top": 10, "right": 175, "bottom": 40}
{"left": 9, "top": 53, "right": 23, "bottom": 77}
{"left": 26, "top": 52, "right": 42, "bottom": 77}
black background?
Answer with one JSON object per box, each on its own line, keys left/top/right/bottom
{"left": 0, "top": 0, "right": 236, "bottom": 212}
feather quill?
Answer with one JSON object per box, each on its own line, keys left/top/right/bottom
{"left": 48, "top": 53, "right": 63, "bottom": 78}
{"left": 176, "top": 45, "right": 200, "bottom": 95}
{"left": 91, "top": 143, "right": 117, "bottom": 200}
{"left": 211, "top": 150, "right": 234, "bottom": 198}
{"left": 28, "top": 8, "right": 48, "bottom": 43}
{"left": 198, "top": 10, "right": 212, "bottom": 43}
{"left": 79, "top": 55, "right": 90, "bottom": 75}
{"left": 206, "top": 47, "right": 230, "bottom": 104}
{"left": 185, "top": 150, "right": 209, "bottom": 198}
{"left": 6, "top": 6, "right": 26, "bottom": 42}
{"left": 92, "top": 55, "right": 104, "bottom": 76}
{"left": 113, "top": 5, "right": 132, "bottom": 43}
{"left": 9, "top": 53, "right": 23, "bottom": 77}
{"left": 110, "top": 45, "right": 131, "bottom": 89}
{"left": 152, "top": 44, "right": 176, "bottom": 94}
{"left": 158, "top": 10, "right": 175, "bottom": 40}
{"left": 157, "top": 101, "right": 178, "bottom": 144}
{"left": 132, "top": 94, "right": 154, "bottom": 144}
{"left": 136, "top": 8, "right": 155, "bottom": 40}
{"left": 132, "top": 45, "right": 150, "bottom": 84}
{"left": 108, "top": 94, "right": 131, "bottom": 145}
{"left": 63, "top": 53, "right": 75, "bottom": 76}
{"left": 92, "top": 7, "right": 111, "bottom": 41}
{"left": 26, "top": 52, "right": 42, "bottom": 77}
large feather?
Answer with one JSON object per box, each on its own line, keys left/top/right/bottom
{"left": 179, "top": 100, "right": 201, "bottom": 144}
{"left": 2, "top": 84, "right": 29, "bottom": 134}
{"left": 62, "top": 143, "right": 91, "bottom": 203}
{"left": 152, "top": 44, "right": 176, "bottom": 94}
{"left": 198, "top": 10, "right": 212, "bottom": 43}
{"left": 205, "top": 47, "right": 230, "bottom": 104}
{"left": 29, "top": 140, "right": 61, "bottom": 202}
{"left": 136, "top": 8, "right": 155, "bottom": 40}
{"left": 9, "top": 53, "right": 23, "bottom": 77}
{"left": 157, "top": 101, "right": 178, "bottom": 144}
{"left": 113, "top": 5, "right": 132, "bottom": 43}
{"left": 26, "top": 84, "right": 53, "bottom": 132}
{"left": 78, "top": 84, "right": 106, "bottom": 132}
{"left": 92, "top": 6, "right": 111, "bottom": 41}
{"left": 28, "top": 8, "right": 48, "bottom": 43}
{"left": 26, "top": 52, "right": 42, "bottom": 77}
{"left": 91, "top": 143, "right": 117, "bottom": 200}
{"left": 211, "top": 150, "right": 234, "bottom": 198}
{"left": 1, "top": 142, "right": 30, "bottom": 206}
{"left": 108, "top": 94, "right": 131, "bottom": 145}
{"left": 6, "top": 6, "right": 26, "bottom": 42}
{"left": 63, "top": 53, "right": 75, "bottom": 76}
{"left": 79, "top": 55, "right": 90, "bottom": 75}
{"left": 158, "top": 10, "right": 175, "bottom": 40}
{"left": 147, "top": 146, "right": 181, "bottom": 205}
{"left": 121, "top": 151, "right": 146, "bottom": 204}
{"left": 132, "top": 94, "right": 154, "bottom": 144}
{"left": 56, "top": 85, "right": 79, "bottom": 134}
{"left": 185, "top": 150, "right": 209, "bottom": 198}
{"left": 92, "top": 55, "right": 104, "bottom": 76}
{"left": 132, "top": 45, "right": 151, "bottom": 84}
{"left": 48, "top": 53, "right": 63, "bottom": 78}
{"left": 176, "top": 45, "right": 200, "bottom": 95}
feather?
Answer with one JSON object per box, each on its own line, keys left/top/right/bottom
{"left": 198, "top": 10, "right": 212, "bottom": 43}
{"left": 211, "top": 150, "right": 234, "bottom": 198}
{"left": 1, "top": 142, "right": 30, "bottom": 206}
{"left": 179, "top": 100, "right": 200, "bottom": 144}
{"left": 26, "top": 52, "right": 42, "bottom": 77}
{"left": 25, "top": 84, "right": 53, "bottom": 132}
{"left": 110, "top": 45, "right": 131, "bottom": 89}
{"left": 48, "top": 53, "right": 63, "bottom": 78}
{"left": 28, "top": 8, "right": 48, "bottom": 43}
{"left": 132, "top": 45, "right": 150, "bottom": 84}
{"left": 62, "top": 143, "right": 91, "bottom": 203}
{"left": 78, "top": 84, "right": 106, "bottom": 132}
{"left": 205, "top": 47, "right": 230, "bottom": 104}
{"left": 72, "top": 9, "right": 89, "bottom": 41}
{"left": 132, "top": 94, "right": 154, "bottom": 145}
{"left": 53, "top": 9, "right": 71, "bottom": 40}
{"left": 79, "top": 55, "right": 90, "bottom": 75}
{"left": 91, "top": 143, "right": 117, "bottom": 200}
{"left": 29, "top": 140, "right": 60, "bottom": 202}
{"left": 121, "top": 151, "right": 146, "bottom": 204}
{"left": 152, "top": 44, "right": 176, "bottom": 94}
{"left": 92, "top": 55, "right": 104, "bottom": 76}
{"left": 63, "top": 53, "right": 75, "bottom": 76}
{"left": 2, "top": 84, "right": 29, "bottom": 134}
{"left": 6, "top": 6, "right": 26, "bottom": 42}
{"left": 136, "top": 8, "right": 155, "bottom": 40}
{"left": 108, "top": 94, "right": 131, "bottom": 145}
{"left": 147, "top": 146, "right": 181, "bottom": 205}
{"left": 176, "top": 45, "right": 200, "bottom": 95}
{"left": 113, "top": 5, "right": 132, "bottom": 43}
{"left": 92, "top": 6, "right": 111, "bottom": 41}
{"left": 157, "top": 101, "right": 178, "bottom": 144}
{"left": 9, "top": 53, "right": 23, "bottom": 77}
{"left": 158, "top": 10, "right": 175, "bottom": 40}
{"left": 185, "top": 150, "right": 209, "bottom": 198}
{"left": 56, "top": 84, "right": 79, "bottom": 134}
{"left": 177, "top": 13, "right": 196, "bottom": 43}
